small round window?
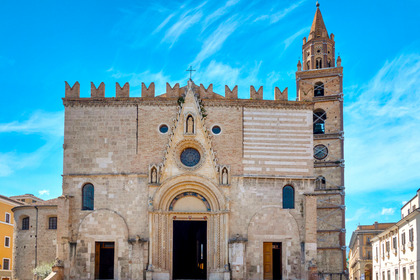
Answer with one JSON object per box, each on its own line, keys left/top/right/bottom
{"left": 180, "top": 148, "right": 201, "bottom": 167}
{"left": 314, "top": 145, "right": 328, "bottom": 160}
{"left": 212, "top": 125, "right": 221, "bottom": 135}
{"left": 159, "top": 124, "right": 169, "bottom": 134}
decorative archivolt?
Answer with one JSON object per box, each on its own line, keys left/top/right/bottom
{"left": 152, "top": 175, "right": 227, "bottom": 212}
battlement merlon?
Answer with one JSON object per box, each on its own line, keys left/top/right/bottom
{"left": 63, "top": 81, "right": 291, "bottom": 102}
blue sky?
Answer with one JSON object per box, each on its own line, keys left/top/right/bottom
{"left": 1, "top": 0, "right": 420, "bottom": 245}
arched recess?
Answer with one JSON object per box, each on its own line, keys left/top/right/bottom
{"left": 74, "top": 209, "right": 130, "bottom": 280}
{"left": 246, "top": 207, "right": 303, "bottom": 279}
{"left": 153, "top": 175, "right": 227, "bottom": 212}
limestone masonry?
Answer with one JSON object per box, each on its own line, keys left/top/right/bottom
{"left": 12, "top": 4, "right": 345, "bottom": 280}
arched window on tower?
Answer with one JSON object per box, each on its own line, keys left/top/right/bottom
{"left": 283, "top": 185, "right": 295, "bottom": 209}
{"left": 82, "top": 183, "right": 94, "bottom": 210}
{"left": 315, "top": 176, "right": 326, "bottom": 189}
{"left": 316, "top": 58, "right": 322, "bottom": 69}
{"left": 306, "top": 61, "right": 310, "bottom": 70}
{"left": 313, "top": 109, "right": 326, "bottom": 134}
{"left": 314, "top": 82, "right": 324, "bottom": 97}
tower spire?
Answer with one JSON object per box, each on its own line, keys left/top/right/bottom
{"left": 308, "top": 2, "right": 329, "bottom": 41}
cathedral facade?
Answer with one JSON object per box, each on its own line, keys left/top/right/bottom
{"left": 13, "top": 5, "right": 345, "bottom": 280}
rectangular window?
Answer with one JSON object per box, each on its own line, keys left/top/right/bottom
{"left": 386, "top": 241, "right": 390, "bottom": 252}
{"left": 393, "top": 237, "right": 397, "bottom": 249}
{"left": 382, "top": 243, "right": 385, "bottom": 258}
{"left": 5, "top": 213, "right": 10, "bottom": 223}
{"left": 402, "top": 232, "right": 406, "bottom": 245}
{"left": 409, "top": 228, "right": 414, "bottom": 242}
{"left": 383, "top": 271, "right": 385, "bottom": 280}
{"left": 403, "top": 267, "right": 406, "bottom": 280}
{"left": 49, "top": 217, "right": 57, "bottom": 229}
{"left": 3, "top": 258, "right": 10, "bottom": 270}
{"left": 4, "top": 236, "right": 10, "bottom": 247}
{"left": 387, "top": 270, "right": 390, "bottom": 280}
{"left": 410, "top": 273, "right": 414, "bottom": 280}
{"left": 22, "top": 217, "right": 29, "bottom": 230}
{"left": 395, "top": 269, "right": 399, "bottom": 280}
{"left": 376, "top": 273, "right": 378, "bottom": 280}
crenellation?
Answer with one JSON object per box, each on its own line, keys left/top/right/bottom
{"left": 275, "top": 87, "right": 288, "bottom": 101}
{"left": 116, "top": 82, "right": 130, "bottom": 98}
{"left": 250, "top": 85, "right": 263, "bottom": 100}
{"left": 166, "top": 82, "right": 181, "bottom": 97}
{"left": 199, "top": 83, "right": 214, "bottom": 98}
{"left": 65, "top": 81, "right": 80, "bottom": 98}
{"left": 91, "top": 82, "right": 105, "bottom": 98}
{"left": 225, "top": 85, "right": 238, "bottom": 99}
{"left": 141, "top": 82, "right": 155, "bottom": 97}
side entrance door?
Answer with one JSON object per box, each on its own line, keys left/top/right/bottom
{"left": 263, "top": 242, "right": 282, "bottom": 280}
{"left": 95, "top": 242, "right": 115, "bottom": 279}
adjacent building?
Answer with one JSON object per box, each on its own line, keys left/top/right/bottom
{"left": 372, "top": 189, "right": 420, "bottom": 280}
{"left": 12, "top": 198, "right": 58, "bottom": 280}
{"left": 0, "top": 195, "right": 24, "bottom": 280}
{"left": 348, "top": 222, "right": 395, "bottom": 280}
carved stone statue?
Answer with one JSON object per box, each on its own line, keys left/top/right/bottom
{"left": 222, "top": 168, "right": 228, "bottom": 185}
{"left": 151, "top": 168, "right": 157, "bottom": 183}
{"left": 187, "top": 115, "right": 194, "bottom": 133}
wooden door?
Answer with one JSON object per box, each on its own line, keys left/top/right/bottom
{"left": 95, "top": 242, "right": 100, "bottom": 279}
{"left": 263, "top": 242, "right": 273, "bottom": 280}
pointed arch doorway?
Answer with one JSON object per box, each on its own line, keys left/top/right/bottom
{"left": 149, "top": 176, "right": 229, "bottom": 280}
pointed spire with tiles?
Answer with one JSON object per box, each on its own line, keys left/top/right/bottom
{"left": 308, "top": 2, "right": 329, "bottom": 41}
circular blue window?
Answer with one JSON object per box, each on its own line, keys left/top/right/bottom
{"left": 212, "top": 125, "right": 221, "bottom": 135}
{"left": 180, "top": 148, "right": 201, "bottom": 167}
{"left": 159, "top": 124, "right": 169, "bottom": 133}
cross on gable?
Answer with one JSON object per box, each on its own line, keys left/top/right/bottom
{"left": 186, "top": 66, "right": 196, "bottom": 80}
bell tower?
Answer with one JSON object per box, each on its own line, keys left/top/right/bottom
{"left": 296, "top": 3, "right": 346, "bottom": 278}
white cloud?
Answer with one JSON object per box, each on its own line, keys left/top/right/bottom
{"left": 193, "top": 19, "right": 239, "bottom": 66}
{"left": 192, "top": 60, "right": 263, "bottom": 97}
{"left": 381, "top": 208, "right": 395, "bottom": 215}
{"left": 0, "top": 111, "right": 64, "bottom": 137}
{"left": 153, "top": 12, "right": 176, "bottom": 34}
{"left": 345, "top": 53, "right": 420, "bottom": 194}
{"left": 161, "top": 2, "right": 207, "bottom": 46}
{"left": 110, "top": 69, "right": 176, "bottom": 96}
{"left": 39, "top": 189, "right": 50, "bottom": 196}
{"left": 283, "top": 27, "right": 310, "bottom": 50}
{"left": 201, "top": 0, "right": 240, "bottom": 31}
{"left": 0, "top": 111, "right": 64, "bottom": 177}
{"left": 254, "top": 0, "right": 306, "bottom": 24}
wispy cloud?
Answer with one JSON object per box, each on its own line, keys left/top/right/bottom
{"left": 110, "top": 69, "right": 175, "bottom": 96}
{"left": 345, "top": 53, "right": 420, "bottom": 194}
{"left": 153, "top": 12, "right": 176, "bottom": 34}
{"left": 162, "top": 2, "right": 207, "bottom": 46}
{"left": 201, "top": 0, "right": 241, "bottom": 31}
{"left": 193, "top": 18, "right": 239, "bottom": 66}
{"left": 0, "top": 111, "right": 63, "bottom": 137}
{"left": 381, "top": 208, "right": 395, "bottom": 215}
{"left": 254, "top": 0, "right": 306, "bottom": 23}
{"left": 283, "top": 27, "right": 310, "bottom": 50}
{"left": 0, "top": 111, "right": 64, "bottom": 177}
